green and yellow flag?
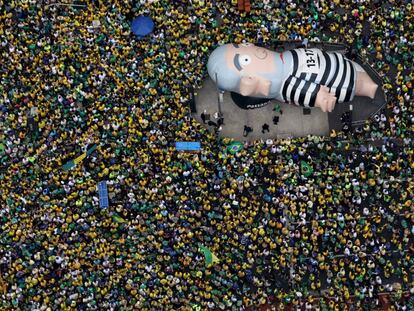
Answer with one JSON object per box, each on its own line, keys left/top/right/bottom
{"left": 62, "top": 144, "right": 97, "bottom": 171}
{"left": 73, "top": 152, "right": 87, "bottom": 165}
{"left": 227, "top": 141, "right": 243, "bottom": 154}
{"left": 198, "top": 244, "right": 219, "bottom": 267}
{"left": 112, "top": 214, "right": 126, "bottom": 223}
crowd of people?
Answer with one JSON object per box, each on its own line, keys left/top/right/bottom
{"left": 0, "top": 0, "right": 414, "bottom": 309}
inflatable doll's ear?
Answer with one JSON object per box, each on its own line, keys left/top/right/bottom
{"left": 239, "top": 75, "right": 271, "bottom": 97}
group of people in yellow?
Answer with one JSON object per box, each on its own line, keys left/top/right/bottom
{"left": 0, "top": 0, "right": 414, "bottom": 309}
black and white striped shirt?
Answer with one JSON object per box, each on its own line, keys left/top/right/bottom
{"left": 280, "top": 48, "right": 357, "bottom": 107}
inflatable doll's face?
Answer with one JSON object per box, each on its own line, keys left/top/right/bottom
{"left": 224, "top": 43, "right": 275, "bottom": 75}
{"left": 207, "top": 43, "right": 276, "bottom": 97}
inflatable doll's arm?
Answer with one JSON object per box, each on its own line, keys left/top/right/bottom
{"left": 281, "top": 76, "right": 337, "bottom": 112}
{"left": 281, "top": 75, "right": 321, "bottom": 107}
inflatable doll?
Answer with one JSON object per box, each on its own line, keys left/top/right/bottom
{"left": 207, "top": 43, "right": 379, "bottom": 112}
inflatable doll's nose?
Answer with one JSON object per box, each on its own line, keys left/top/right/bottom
{"left": 254, "top": 48, "right": 268, "bottom": 59}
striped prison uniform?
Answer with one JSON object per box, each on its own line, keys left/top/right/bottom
{"left": 281, "top": 48, "right": 357, "bottom": 108}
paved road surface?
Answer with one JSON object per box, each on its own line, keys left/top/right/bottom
{"left": 194, "top": 78, "right": 330, "bottom": 141}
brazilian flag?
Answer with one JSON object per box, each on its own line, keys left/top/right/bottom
{"left": 227, "top": 141, "right": 243, "bottom": 154}
{"left": 198, "top": 244, "right": 219, "bottom": 267}
{"left": 301, "top": 161, "right": 313, "bottom": 177}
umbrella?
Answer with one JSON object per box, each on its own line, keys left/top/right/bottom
{"left": 131, "top": 16, "right": 154, "bottom": 38}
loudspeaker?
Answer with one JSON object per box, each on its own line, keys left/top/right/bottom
{"left": 303, "top": 108, "right": 311, "bottom": 115}
{"left": 188, "top": 87, "right": 197, "bottom": 113}
{"left": 189, "top": 96, "right": 197, "bottom": 113}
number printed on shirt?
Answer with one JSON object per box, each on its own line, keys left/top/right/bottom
{"left": 305, "top": 49, "right": 316, "bottom": 68}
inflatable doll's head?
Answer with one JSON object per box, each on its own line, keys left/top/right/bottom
{"left": 207, "top": 43, "right": 276, "bottom": 97}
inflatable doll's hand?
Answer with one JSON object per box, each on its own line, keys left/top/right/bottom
{"left": 315, "top": 86, "right": 337, "bottom": 113}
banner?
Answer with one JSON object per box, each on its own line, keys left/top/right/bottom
{"left": 62, "top": 144, "right": 97, "bottom": 171}
{"left": 73, "top": 152, "right": 87, "bottom": 165}
{"left": 175, "top": 142, "right": 201, "bottom": 152}
{"left": 98, "top": 181, "right": 109, "bottom": 209}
